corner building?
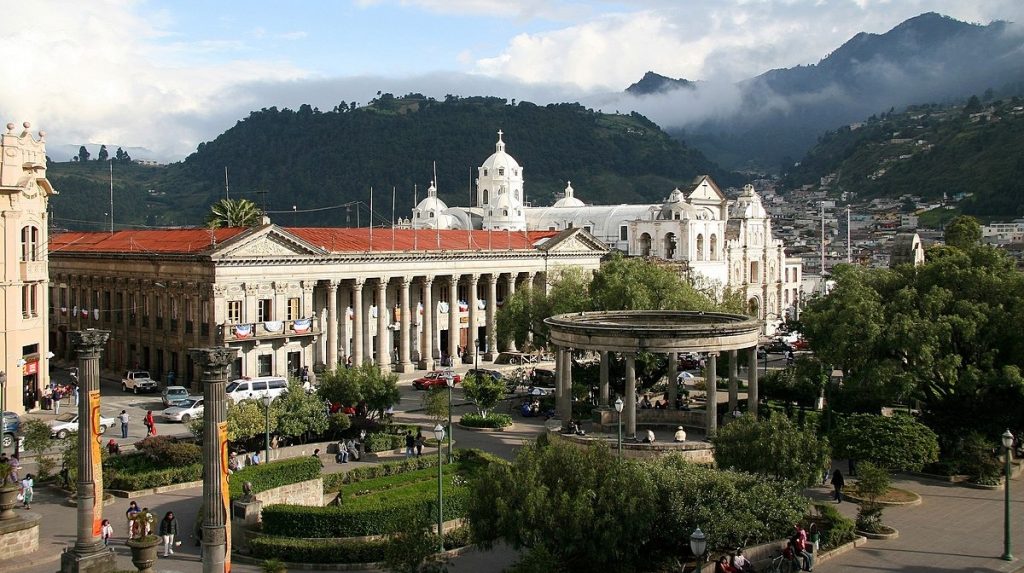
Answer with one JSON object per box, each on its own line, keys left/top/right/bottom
{"left": 48, "top": 225, "right": 606, "bottom": 388}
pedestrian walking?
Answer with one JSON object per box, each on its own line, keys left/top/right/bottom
{"left": 19, "top": 473, "right": 33, "bottom": 509}
{"left": 830, "top": 468, "right": 845, "bottom": 503}
{"left": 415, "top": 430, "right": 425, "bottom": 457}
{"left": 125, "top": 501, "right": 141, "bottom": 536}
{"left": 144, "top": 410, "right": 156, "bottom": 436}
{"left": 101, "top": 519, "right": 114, "bottom": 545}
{"left": 119, "top": 410, "right": 130, "bottom": 439}
{"left": 404, "top": 430, "right": 415, "bottom": 458}
{"left": 73, "top": 385, "right": 80, "bottom": 406}
{"left": 53, "top": 387, "right": 61, "bottom": 415}
{"left": 159, "top": 511, "right": 178, "bottom": 556}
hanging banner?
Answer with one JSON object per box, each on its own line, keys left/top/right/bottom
{"left": 234, "top": 324, "right": 252, "bottom": 339}
{"left": 90, "top": 390, "right": 103, "bottom": 537}
{"left": 293, "top": 319, "right": 311, "bottom": 334}
{"left": 219, "top": 420, "right": 232, "bottom": 573}
{"left": 263, "top": 321, "right": 283, "bottom": 333}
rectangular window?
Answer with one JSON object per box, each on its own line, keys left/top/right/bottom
{"left": 116, "top": 293, "right": 124, "bottom": 323}
{"left": 227, "top": 300, "right": 242, "bottom": 323}
{"left": 257, "top": 358, "right": 272, "bottom": 377}
{"left": 103, "top": 291, "right": 111, "bottom": 322}
{"left": 185, "top": 298, "right": 194, "bottom": 333}
{"left": 22, "top": 286, "right": 30, "bottom": 318}
{"left": 287, "top": 297, "right": 300, "bottom": 321}
{"left": 620, "top": 225, "right": 628, "bottom": 241}
{"left": 583, "top": 225, "right": 592, "bottom": 234}
{"left": 258, "top": 299, "right": 273, "bottom": 322}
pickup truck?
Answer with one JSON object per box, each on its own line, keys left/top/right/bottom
{"left": 122, "top": 370, "right": 159, "bottom": 394}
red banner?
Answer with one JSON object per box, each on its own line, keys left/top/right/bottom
{"left": 219, "top": 421, "right": 231, "bottom": 573}
{"left": 22, "top": 360, "right": 38, "bottom": 376}
{"left": 90, "top": 390, "right": 103, "bottom": 537}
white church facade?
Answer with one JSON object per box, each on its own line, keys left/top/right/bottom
{"left": 407, "top": 132, "right": 803, "bottom": 332}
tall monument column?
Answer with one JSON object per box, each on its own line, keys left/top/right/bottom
{"left": 61, "top": 329, "right": 115, "bottom": 573}
{"left": 189, "top": 347, "right": 238, "bottom": 573}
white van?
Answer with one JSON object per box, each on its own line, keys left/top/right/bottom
{"left": 225, "top": 377, "right": 289, "bottom": 403}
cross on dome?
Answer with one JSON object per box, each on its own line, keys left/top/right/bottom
{"left": 495, "top": 129, "right": 505, "bottom": 152}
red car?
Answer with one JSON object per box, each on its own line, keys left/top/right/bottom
{"left": 792, "top": 338, "right": 810, "bottom": 351}
{"left": 412, "top": 370, "right": 462, "bottom": 390}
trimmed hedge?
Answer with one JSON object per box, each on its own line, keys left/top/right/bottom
{"left": 813, "top": 503, "right": 856, "bottom": 549}
{"left": 107, "top": 463, "right": 203, "bottom": 491}
{"left": 460, "top": 413, "right": 512, "bottom": 428}
{"left": 323, "top": 448, "right": 499, "bottom": 494}
{"left": 249, "top": 527, "right": 470, "bottom": 563}
{"left": 228, "top": 456, "right": 322, "bottom": 499}
{"left": 364, "top": 432, "right": 404, "bottom": 453}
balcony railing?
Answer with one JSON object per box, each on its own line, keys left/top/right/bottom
{"left": 220, "top": 318, "right": 321, "bottom": 342}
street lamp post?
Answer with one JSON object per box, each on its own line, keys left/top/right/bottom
{"left": 262, "top": 396, "right": 272, "bottom": 463}
{"left": 445, "top": 372, "right": 455, "bottom": 464}
{"left": 690, "top": 527, "right": 707, "bottom": 573}
{"left": 0, "top": 371, "right": 6, "bottom": 435}
{"left": 474, "top": 338, "right": 479, "bottom": 372}
{"left": 433, "top": 423, "right": 446, "bottom": 552}
{"left": 614, "top": 397, "right": 624, "bottom": 462}
{"left": 1002, "top": 428, "right": 1014, "bottom": 561}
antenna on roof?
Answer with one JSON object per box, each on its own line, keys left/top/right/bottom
{"left": 224, "top": 166, "right": 230, "bottom": 200}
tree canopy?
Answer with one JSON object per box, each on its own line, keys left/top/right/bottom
{"left": 712, "top": 414, "right": 831, "bottom": 487}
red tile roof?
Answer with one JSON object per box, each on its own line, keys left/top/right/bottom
{"left": 286, "top": 228, "right": 559, "bottom": 253}
{"left": 50, "top": 228, "right": 248, "bottom": 254}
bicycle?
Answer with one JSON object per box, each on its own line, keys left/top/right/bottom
{"left": 767, "top": 551, "right": 800, "bottom": 573}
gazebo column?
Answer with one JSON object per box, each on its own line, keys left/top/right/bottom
{"left": 747, "top": 346, "right": 759, "bottom": 418}
{"left": 559, "top": 348, "right": 573, "bottom": 426}
{"left": 706, "top": 352, "right": 719, "bottom": 438}
{"left": 554, "top": 347, "right": 564, "bottom": 417}
{"left": 598, "top": 350, "right": 609, "bottom": 407}
{"left": 728, "top": 349, "right": 739, "bottom": 412}
{"left": 667, "top": 351, "right": 678, "bottom": 407}
{"left": 625, "top": 354, "right": 637, "bottom": 438}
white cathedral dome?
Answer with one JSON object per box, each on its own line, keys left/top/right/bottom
{"left": 480, "top": 131, "right": 522, "bottom": 178}
{"left": 413, "top": 182, "right": 455, "bottom": 228}
{"left": 553, "top": 181, "right": 585, "bottom": 208}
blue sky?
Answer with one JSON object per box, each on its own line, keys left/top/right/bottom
{"left": 1, "top": 0, "right": 1021, "bottom": 160}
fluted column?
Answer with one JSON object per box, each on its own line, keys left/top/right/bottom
{"left": 447, "top": 275, "right": 459, "bottom": 364}
{"left": 420, "top": 276, "right": 435, "bottom": 370}
{"left": 706, "top": 352, "right": 719, "bottom": 438}
{"left": 505, "top": 273, "right": 518, "bottom": 352}
{"left": 599, "top": 350, "right": 609, "bottom": 406}
{"left": 190, "top": 347, "right": 237, "bottom": 573}
{"left": 625, "top": 354, "right": 637, "bottom": 438}
{"left": 399, "top": 277, "right": 413, "bottom": 372}
{"left": 728, "top": 349, "right": 739, "bottom": 412}
{"left": 747, "top": 346, "right": 759, "bottom": 418}
{"left": 484, "top": 274, "right": 498, "bottom": 360}
{"left": 376, "top": 278, "right": 391, "bottom": 371}
{"left": 466, "top": 274, "right": 479, "bottom": 363}
{"left": 352, "top": 280, "right": 364, "bottom": 367}
{"left": 326, "top": 280, "right": 339, "bottom": 369}
{"left": 667, "top": 352, "right": 678, "bottom": 407}
{"left": 558, "top": 347, "right": 572, "bottom": 427}
{"left": 524, "top": 273, "right": 536, "bottom": 347}
{"left": 67, "top": 331, "right": 112, "bottom": 565}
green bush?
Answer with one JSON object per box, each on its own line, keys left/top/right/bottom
{"left": 228, "top": 456, "right": 322, "bottom": 499}
{"left": 132, "top": 436, "right": 202, "bottom": 467}
{"left": 250, "top": 536, "right": 390, "bottom": 563}
{"left": 106, "top": 463, "right": 203, "bottom": 491}
{"left": 830, "top": 413, "right": 939, "bottom": 472}
{"left": 364, "top": 432, "right": 403, "bottom": 453}
{"left": 262, "top": 484, "right": 469, "bottom": 537}
{"left": 460, "top": 413, "right": 512, "bottom": 428}
{"left": 813, "top": 503, "right": 856, "bottom": 549}
{"left": 713, "top": 414, "right": 831, "bottom": 487}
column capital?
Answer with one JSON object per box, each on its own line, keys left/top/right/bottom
{"left": 448, "top": 274, "right": 459, "bottom": 285}
{"left": 397, "top": 276, "right": 410, "bottom": 287}
{"left": 421, "top": 274, "right": 435, "bottom": 284}
{"left": 189, "top": 347, "right": 238, "bottom": 379}
{"left": 351, "top": 278, "right": 364, "bottom": 288}
{"left": 70, "top": 330, "right": 110, "bottom": 359}
{"left": 301, "top": 280, "right": 316, "bottom": 293}
{"left": 377, "top": 277, "right": 390, "bottom": 288}
{"left": 467, "top": 273, "right": 479, "bottom": 284}
{"left": 707, "top": 351, "right": 720, "bottom": 358}
{"left": 486, "top": 273, "right": 497, "bottom": 285}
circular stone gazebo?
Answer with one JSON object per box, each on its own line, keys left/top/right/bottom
{"left": 544, "top": 310, "right": 762, "bottom": 440}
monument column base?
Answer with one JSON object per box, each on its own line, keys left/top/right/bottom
{"left": 61, "top": 545, "right": 115, "bottom": 573}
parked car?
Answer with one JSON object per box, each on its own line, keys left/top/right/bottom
{"left": 764, "top": 339, "right": 793, "bottom": 354}
{"left": 225, "top": 376, "right": 289, "bottom": 403}
{"left": 678, "top": 353, "right": 701, "bottom": 370}
{"left": 529, "top": 368, "right": 557, "bottom": 390}
{"left": 121, "top": 370, "right": 159, "bottom": 394}
{"left": 791, "top": 338, "right": 810, "bottom": 351}
{"left": 466, "top": 368, "right": 503, "bottom": 382}
{"left": 412, "top": 370, "right": 462, "bottom": 390}
{"left": 2, "top": 411, "right": 20, "bottom": 448}
{"left": 161, "top": 385, "right": 190, "bottom": 407}
{"left": 49, "top": 412, "right": 115, "bottom": 439}
{"left": 163, "top": 397, "right": 204, "bottom": 423}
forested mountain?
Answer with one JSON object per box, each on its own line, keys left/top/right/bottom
{"left": 47, "top": 95, "right": 734, "bottom": 230}
{"left": 653, "top": 13, "right": 1024, "bottom": 170}
{"left": 782, "top": 96, "right": 1024, "bottom": 217}
{"left": 625, "top": 72, "right": 696, "bottom": 96}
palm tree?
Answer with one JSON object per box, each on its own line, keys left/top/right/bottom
{"left": 206, "top": 198, "right": 264, "bottom": 228}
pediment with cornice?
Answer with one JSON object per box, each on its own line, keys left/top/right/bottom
{"left": 212, "top": 227, "right": 326, "bottom": 259}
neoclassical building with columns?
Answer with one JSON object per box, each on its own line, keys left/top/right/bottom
{"left": 47, "top": 224, "right": 606, "bottom": 387}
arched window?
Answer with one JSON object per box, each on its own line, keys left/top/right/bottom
{"left": 664, "top": 233, "right": 677, "bottom": 259}
{"left": 709, "top": 234, "right": 718, "bottom": 260}
{"left": 750, "top": 261, "right": 760, "bottom": 282}
{"left": 484, "top": 169, "right": 488, "bottom": 176}
{"left": 429, "top": 211, "right": 435, "bottom": 218}
{"left": 503, "top": 209, "right": 508, "bottom": 216}
{"left": 483, "top": 189, "right": 489, "bottom": 204}
{"left": 696, "top": 234, "right": 704, "bottom": 261}
{"left": 498, "top": 167, "right": 505, "bottom": 176}
{"left": 20, "top": 225, "right": 39, "bottom": 261}
{"left": 639, "top": 233, "right": 652, "bottom": 257}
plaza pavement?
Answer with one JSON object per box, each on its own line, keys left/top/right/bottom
{"left": 6, "top": 359, "right": 1024, "bottom": 573}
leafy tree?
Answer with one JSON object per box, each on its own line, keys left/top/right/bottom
{"left": 317, "top": 363, "right": 399, "bottom": 419}
{"left": 420, "top": 387, "right": 450, "bottom": 427}
{"left": 97, "top": 145, "right": 109, "bottom": 162}
{"left": 77, "top": 145, "right": 90, "bottom": 162}
{"left": 19, "top": 418, "right": 58, "bottom": 479}
{"left": 114, "top": 147, "right": 132, "bottom": 163}
{"left": 359, "top": 365, "right": 401, "bottom": 419}
{"left": 317, "top": 365, "right": 362, "bottom": 408}
{"left": 206, "top": 198, "right": 264, "bottom": 228}
{"left": 964, "top": 94, "right": 983, "bottom": 114}
{"left": 713, "top": 414, "right": 831, "bottom": 487}
{"left": 273, "top": 381, "right": 329, "bottom": 442}
{"left": 853, "top": 461, "right": 891, "bottom": 533}
{"left": 461, "top": 374, "right": 506, "bottom": 417}
{"left": 943, "top": 215, "right": 981, "bottom": 249}
{"left": 227, "top": 399, "right": 276, "bottom": 444}
{"left": 830, "top": 413, "right": 938, "bottom": 472}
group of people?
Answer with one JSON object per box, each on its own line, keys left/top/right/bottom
{"left": 713, "top": 524, "right": 816, "bottom": 572}
{"left": 41, "top": 382, "right": 78, "bottom": 413}
{"left": 120, "top": 501, "right": 180, "bottom": 557}
{"left": 404, "top": 430, "right": 426, "bottom": 458}
{"left": 713, "top": 548, "right": 756, "bottom": 572}
{"left": 1, "top": 453, "right": 33, "bottom": 509}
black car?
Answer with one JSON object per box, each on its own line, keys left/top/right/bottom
{"left": 530, "top": 368, "right": 557, "bottom": 388}
{"left": 764, "top": 339, "right": 793, "bottom": 353}
{"left": 467, "top": 368, "right": 504, "bottom": 382}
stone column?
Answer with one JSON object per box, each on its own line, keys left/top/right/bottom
{"left": 554, "top": 347, "right": 565, "bottom": 422}
{"left": 62, "top": 330, "right": 115, "bottom": 573}
{"left": 352, "top": 280, "right": 364, "bottom": 367}
{"left": 728, "top": 349, "right": 739, "bottom": 412}
{"left": 667, "top": 352, "right": 678, "bottom": 407}
{"left": 447, "top": 275, "right": 459, "bottom": 363}
{"left": 484, "top": 274, "right": 498, "bottom": 361}
{"left": 747, "top": 346, "right": 759, "bottom": 418}
{"left": 625, "top": 354, "right": 637, "bottom": 438}
{"left": 420, "top": 276, "right": 435, "bottom": 370}
{"left": 326, "top": 281, "right": 339, "bottom": 369}
{"left": 559, "top": 348, "right": 573, "bottom": 427}
{"left": 375, "top": 278, "right": 390, "bottom": 370}
{"left": 189, "top": 347, "right": 237, "bottom": 573}
{"left": 505, "top": 273, "right": 518, "bottom": 352}
{"left": 398, "top": 277, "right": 413, "bottom": 372}
{"left": 706, "top": 352, "right": 719, "bottom": 438}
{"left": 599, "top": 350, "right": 609, "bottom": 406}
{"left": 524, "top": 273, "right": 536, "bottom": 347}
{"left": 466, "top": 274, "right": 479, "bottom": 363}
